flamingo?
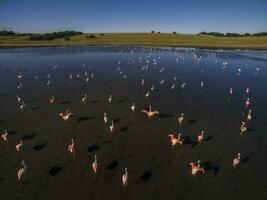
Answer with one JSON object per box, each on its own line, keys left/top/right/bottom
{"left": 229, "top": 88, "right": 233, "bottom": 95}
{"left": 58, "top": 110, "right": 75, "bottom": 121}
{"left": 122, "top": 168, "right": 128, "bottom": 187}
{"left": 16, "top": 95, "right": 21, "bottom": 103}
{"left": 131, "top": 102, "right": 135, "bottom": 112}
{"left": 246, "top": 88, "right": 250, "bottom": 94}
{"left": 197, "top": 131, "right": 204, "bottom": 143}
{"left": 1, "top": 130, "right": 8, "bottom": 141}
{"left": 168, "top": 133, "right": 183, "bottom": 146}
{"left": 181, "top": 82, "right": 186, "bottom": 89}
{"left": 189, "top": 160, "right": 205, "bottom": 175}
{"left": 200, "top": 81, "right": 204, "bottom": 89}
{"left": 92, "top": 154, "right": 98, "bottom": 173}
{"left": 82, "top": 94, "right": 87, "bottom": 103}
{"left": 67, "top": 138, "right": 75, "bottom": 159}
{"left": 178, "top": 113, "right": 184, "bottom": 126}
{"left": 16, "top": 140, "right": 23, "bottom": 152}
{"left": 17, "top": 82, "right": 22, "bottom": 89}
{"left": 19, "top": 101, "right": 26, "bottom": 110}
{"left": 141, "top": 106, "right": 159, "bottom": 119}
{"left": 109, "top": 120, "right": 114, "bottom": 133}
{"left": 108, "top": 95, "right": 112, "bottom": 103}
{"left": 46, "top": 80, "right": 51, "bottom": 86}
{"left": 17, "top": 160, "right": 27, "bottom": 181}
{"left": 247, "top": 110, "right": 252, "bottom": 121}
{"left": 49, "top": 96, "right": 55, "bottom": 103}
{"left": 233, "top": 153, "right": 241, "bottom": 168}
{"left": 240, "top": 122, "right": 247, "bottom": 135}
{"left": 141, "top": 79, "right": 144, "bottom": 86}
{"left": 245, "top": 98, "right": 250, "bottom": 108}
{"left": 171, "top": 83, "right": 176, "bottom": 90}
{"left": 104, "top": 112, "right": 108, "bottom": 124}
{"left": 145, "top": 91, "right": 150, "bottom": 98}
{"left": 16, "top": 73, "right": 23, "bottom": 80}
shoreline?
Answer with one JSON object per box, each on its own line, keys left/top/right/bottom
{"left": 1, "top": 43, "right": 267, "bottom": 50}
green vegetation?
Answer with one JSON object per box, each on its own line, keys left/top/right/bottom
{"left": 198, "top": 31, "right": 267, "bottom": 37}
{"left": 28, "top": 31, "right": 82, "bottom": 41}
{"left": 0, "top": 32, "right": 267, "bottom": 49}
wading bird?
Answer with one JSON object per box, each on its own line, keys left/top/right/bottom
{"left": 104, "top": 112, "right": 108, "bottom": 124}
{"left": 141, "top": 106, "right": 159, "bottom": 119}
{"left": 122, "top": 168, "right": 128, "bottom": 187}
{"left": 178, "top": 113, "right": 184, "bottom": 126}
{"left": 92, "top": 154, "right": 98, "bottom": 173}
{"left": 233, "top": 153, "right": 241, "bottom": 168}
{"left": 49, "top": 96, "right": 55, "bottom": 104}
{"left": 16, "top": 140, "right": 23, "bottom": 152}
{"left": 1, "top": 130, "right": 8, "bottom": 142}
{"left": 245, "top": 98, "right": 250, "bottom": 108}
{"left": 16, "top": 95, "right": 21, "bottom": 103}
{"left": 67, "top": 138, "right": 75, "bottom": 159}
{"left": 189, "top": 160, "right": 205, "bottom": 175}
{"left": 108, "top": 95, "right": 112, "bottom": 103}
{"left": 168, "top": 133, "right": 183, "bottom": 146}
{"left": 131, "top": 102, "right": 135, "bottom": 112}
{"left": 247, "top": 110, "right": 252, "bottom": 121}
{"left": 197, "top": 131, "right": 204, "bottom": 143}
{"left": 82, "top": 94, "right": 87, "bottom": 103}
{"left": 109, "top": 120, "right": 114, "bottom": 133}
{"left": 58, "top": 110, "right": 75, "bottom": 121}
{"left": 17, "top": 160, "right": 27, "bottom": 181}
{"left": 240, "top": 122, "right": 247, "bottom": 135}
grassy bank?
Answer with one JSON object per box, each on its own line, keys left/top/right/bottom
{"left": 1, "top": 33, "right": 267, "bottom": 49}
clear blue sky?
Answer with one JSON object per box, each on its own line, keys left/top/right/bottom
{"left": 0, "top": 0, "right": 267, "bottom": 33}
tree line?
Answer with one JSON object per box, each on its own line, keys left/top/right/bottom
{"left": 197, "top": 31, "right": 267, "bottom": 37}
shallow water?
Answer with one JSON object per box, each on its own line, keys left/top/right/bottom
{"left": 0, "top": 46, "right": 267, "bottom": 200}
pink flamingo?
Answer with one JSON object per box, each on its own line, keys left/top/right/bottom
{"left": 59, "top": 110, "right": 75, "bottom": 121}
{"left": 67, "top": 138, "right": 75, "bottom": 159}
{"left": 197, "top": 131, "right": 204, "bottom": 143}
{"left": 104, "top": 112, "right": 108, "bottom": 124}
{"left": 240, "top": 122, "right": 247, "bottom": 135}
{"left": 17, "top": 160, "right": 27, "bottom": 181}
{"left": 131, "top": 102, "right": 135, "bottom": 112}
{"left": 122, "top": 168, "right": 128, "bottom": 187}
{"left": 16, "top": 140, "right": 23, "bottom": 152}
{"left": 92, "top": 155, "right": 98, "bottom": 173}
{"left": 178, "top": 113, "right": 184, "bottom": 126}
{"left": 233, "top": 153, "right": 241, "bottom": 168}
{"left": 189, "top": 160, "right": 205, "bottom": 175}
{"left": 49, "top": 96, "right": 55, "bottom": 103}
{"left": 1, "top": 130, "right": 8, "bottom": 142}
{"left": 141, "top": 106, "right": 159, "bottom": 119}
{"left": 168, "top": 133, "right": 183, "bottom": 146}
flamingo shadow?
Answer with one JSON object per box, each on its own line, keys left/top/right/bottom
{"left": 202, "top": 159, "right": 221, "bottom": 175}
{"left": 241, "top": 152, "right": 255, "bottom": 164}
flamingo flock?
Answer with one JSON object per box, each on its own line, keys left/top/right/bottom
{"left": 0, "top": 47, "right": 261, "bottom": 192}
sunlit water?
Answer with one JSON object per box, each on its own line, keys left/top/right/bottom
{"left": 0, "top": 46, "right": 267, "bottom": 200}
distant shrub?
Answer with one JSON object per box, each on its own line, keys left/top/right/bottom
{"left": 100, "top": 33, "right": 104, "bottom": 36}
{"left": 150, "top": 31, "right": 155, "bottom": 34}
{"left": 252, "top": 32, "right": 267, "bottom": 36}
{"left": 198, "top": 31, "right": 267, "bottom": 37}
{"left": 87, "top": 34, "right": 96, "bottom": 39}
{"left": 157, "top": 32, "right": 161, "bottom": 34}
{"left": 0, "top": 30, "right": 16, "bottom": 36}
{"left": 28, "top": 31, "right": 82, "bottom": 41}
{"left": 172, "top": 31, "right": 177, "bottom": 34}
{"left": 65, "top": 37, "right": 71, "bottom": 41}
